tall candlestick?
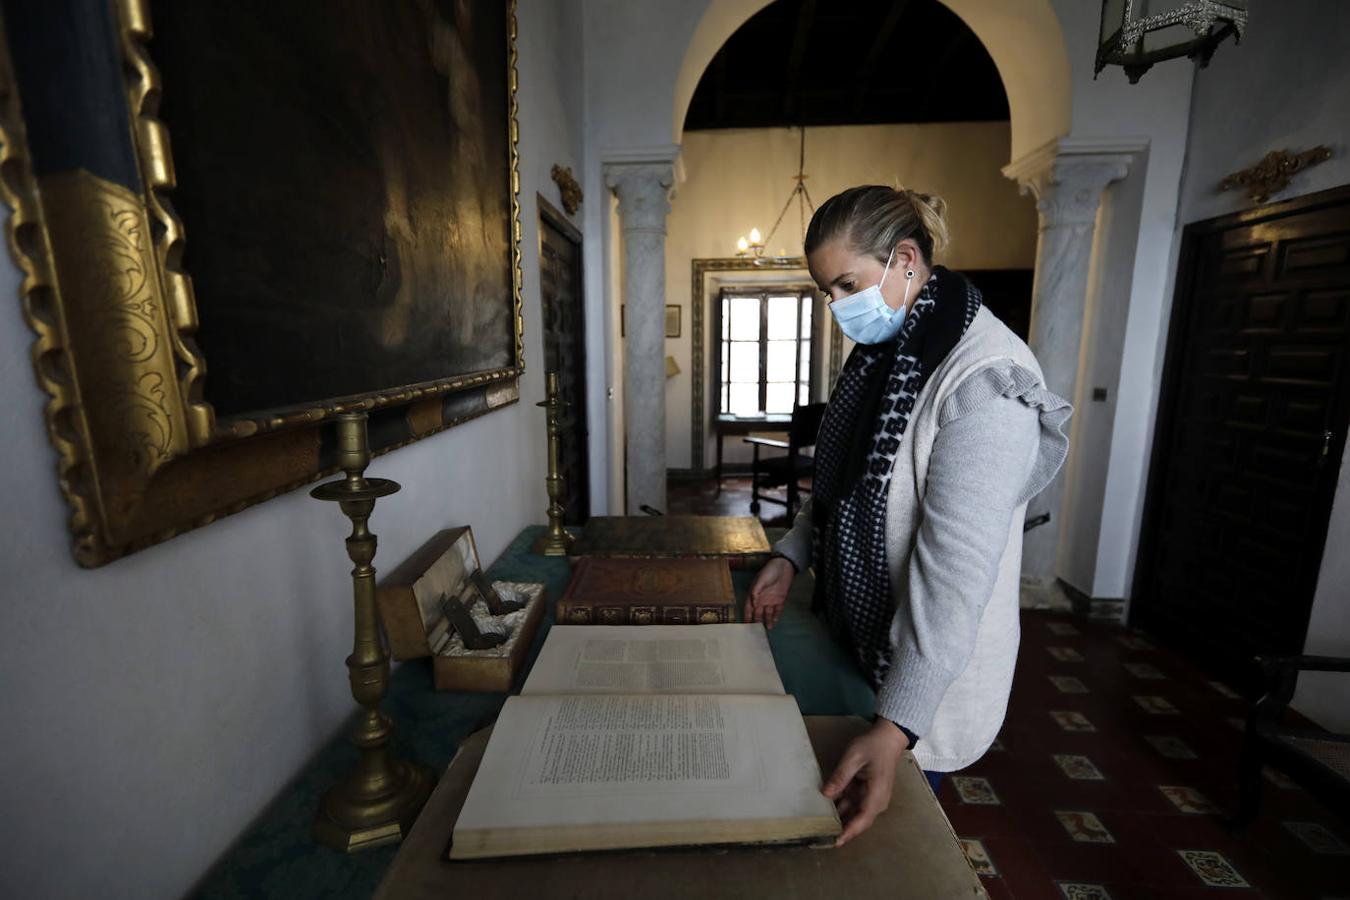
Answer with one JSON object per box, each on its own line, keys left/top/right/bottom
{"left": 310, "top": 411, "right": 433, "bottom": 852}
{"left": 533, "top": 372, "right": 575, "bottom": 556}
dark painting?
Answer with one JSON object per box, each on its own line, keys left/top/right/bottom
{"left": 150, "top": 0, "right": 514, "bottom": 418}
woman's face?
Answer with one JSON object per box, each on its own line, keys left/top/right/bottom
{"left": 807, "top": 237, "right": 921, "bottom": 312}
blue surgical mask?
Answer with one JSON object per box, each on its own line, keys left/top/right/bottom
{"left": 828, "top": 247, "right": 907, "bottom": 345}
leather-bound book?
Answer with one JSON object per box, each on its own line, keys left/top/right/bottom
{"left": 556, "top": 557, "right": 736, "bottom": 625}
{"left": 567, "top": 516, "right": 771, "bottom": 569}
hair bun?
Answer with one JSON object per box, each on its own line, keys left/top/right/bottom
{"left": 905, "top": 190, "right": 949, "bottom": 257}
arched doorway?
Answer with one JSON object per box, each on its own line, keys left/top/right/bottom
{"left": 672, "top": 0, "right": 1072, "bottom": 164}
{"left": 669, "top": 0, "right": 1055, "bottom": 505}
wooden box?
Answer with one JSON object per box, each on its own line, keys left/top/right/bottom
{"left": 377, "top": 527, "right": 545, "bottom": 692}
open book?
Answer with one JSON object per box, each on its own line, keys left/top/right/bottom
{"left": 449, "top": 624, "right": 842, "bottom": 859}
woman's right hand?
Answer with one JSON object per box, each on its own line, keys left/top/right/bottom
{"left": 747, "top": 556, "right": 795, "bottom": 629}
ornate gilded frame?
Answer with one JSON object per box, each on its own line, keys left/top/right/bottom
{"left": 691, "top": 257, "right": 845, "bottom": 472}
{"left": 0, "top": 0, "right": 524, "bottom": 566}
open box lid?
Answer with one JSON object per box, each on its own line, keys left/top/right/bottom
{"left": 377, "top": 527, "right": 482, "bottom": 660}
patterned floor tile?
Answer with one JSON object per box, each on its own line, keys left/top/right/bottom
{"left": 1051, "top": 710, "right": 1097, "bottom": 732}
{"left": 1054, "top": 754, "right": 1105, "bottom": 781}
{"left": 1123, "top": 662, "right": 1165, "bottom": 680}
{"left": 1132, "top": 695, "right": 1179, "bottom": 715}
{"left": 1143, "top": 735, "right": 1198, "bottom": 760}
{"left": 933, "top": 611, "right": 1350, "bottom": 900}
{"left": 954, "top": 775, "right": 1002, "bottom": 805}
{"left": 1056, "top": 885, "right": 1112, "bottom": 900}
{"left": 1056, "top": 811, "right": 1116, "bottom": 844}
{"left": 960, "top": 837, "right": 998, "bottom": 876}
{"left": 1051, "top": 675, "right": 1090, "bottom": 693}
{"left": 1282, "top": 821, "right": 1350, "bottom": 855}
{"left": 1208, "top": 680, "right": 1242, "bottom": 699}
{"left": 1176, "top": 849, "right": 1249, "bottom": 887}
{"left": 1048, "top": 622, "right": 1081, "bottom": 637}
{"left": 1049, "top": 646, "right": 1085, "bottom": 662}
{"left": 1158, "top": 786, "right": 1219, "bottom": 814}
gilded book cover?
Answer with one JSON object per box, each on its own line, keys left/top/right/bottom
{"left": 568, "top": 516, "right": 771, "bottom": 569}
{"left": 557, "top": 558, "right": 736, "bottom": 625}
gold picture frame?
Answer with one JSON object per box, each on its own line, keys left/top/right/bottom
{"left": 0, "top": 0, "right": 524, "bottom": 567}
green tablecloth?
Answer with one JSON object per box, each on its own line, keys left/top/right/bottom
{"left": 195, "top": 525, "right": 872, "bottom": 898}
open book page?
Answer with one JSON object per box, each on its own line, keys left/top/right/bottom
{"left": 520, "top": 624, "right": 784, "bottom": 695}
{"left": 450, "top": 693, "right": 839, "bottom": 859}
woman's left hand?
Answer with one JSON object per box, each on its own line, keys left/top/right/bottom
{"left": 821, "top": 718, "right": 910, "bottom": 846}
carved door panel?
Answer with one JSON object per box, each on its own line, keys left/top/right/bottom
{"left": 1134, "top": 186, "right": 1350, "bottom": 687}
{"left": 539, "top": 200, "right": 590, "bottom": 524}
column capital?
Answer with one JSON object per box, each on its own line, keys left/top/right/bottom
{"left": 604, "top": 159, "right": 677, "bottom": 235}
{"left": 1003, "top": 137, "right": 1145, "bottom": 227}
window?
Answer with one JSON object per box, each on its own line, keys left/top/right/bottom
{"left": 716, "top": 288, "right": 815, "bottom": 417}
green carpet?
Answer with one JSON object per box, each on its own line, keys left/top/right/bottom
{"left": 193, "top": 525, "right": 872, "bottom": 898}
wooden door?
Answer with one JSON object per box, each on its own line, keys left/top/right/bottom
{"left": 538, "top": 197, "right": 590, "bottom": 524}
{"left": 1133, "top": 185, "right": 1350, "bottom": 688}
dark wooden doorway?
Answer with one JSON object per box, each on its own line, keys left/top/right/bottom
{"left": 1133, "top": 185, "right": 1350, "bottom": 690}
{"left": 538, "top": 196, "right": 590, "bottom": 524}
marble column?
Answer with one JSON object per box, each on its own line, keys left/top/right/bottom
{"left": 1005, "top": 140, "right": 1133, "bottom": 581}
{"left": 605, "top": 159, "right": 676, "bottom": 514}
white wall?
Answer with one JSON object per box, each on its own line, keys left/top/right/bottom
{"left": 0, "top": 2, "right": 583, "bottom": 896}
{"left": 1162, "top": 0, "right": 1350, "bottom": 731}
{"left": 1035, "top": 0, "right": 1196, "bottom": 604}
{"left": 665, "top": 123, "right": 1039, "bottom": 471}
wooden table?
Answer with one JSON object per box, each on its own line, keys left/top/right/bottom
{"left": 714, "top": 413, "right": 790, "bottom": 493}
{"left": 376, "top": 716, "right": 986, "bottom": 900}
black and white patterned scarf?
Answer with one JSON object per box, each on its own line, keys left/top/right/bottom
{"left": 811, "top": 266, "right": 982, "bottom": 688}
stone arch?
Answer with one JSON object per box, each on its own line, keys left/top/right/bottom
{"left": 671, "top": 0, "right": 1073, "bottom": 163}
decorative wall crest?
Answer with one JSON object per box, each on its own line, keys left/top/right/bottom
{"left": 550, "top": 164, "right": 583, "bottom": 215}
{"left": 1220, "top": 147, "right": 1333, "bottom": 204}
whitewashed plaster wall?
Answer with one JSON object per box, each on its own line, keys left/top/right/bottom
{"left": 1037, "top": 0, "right": 1195, "bottom": 604}
{"left": 1166, "top": 0, "right": 1350, "bottom": 732}
{"left": 664, "top": 123, "right": 1039, "bottom": 471}
{"left": 0, "top": 2, "right": 583, "bottom": 896}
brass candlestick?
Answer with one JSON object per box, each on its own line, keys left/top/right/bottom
{"left": 310, "top": 412, "right": 433, "bottom": 852}
{"left": 532, "top": 372, "right": 575, "bottom": 556}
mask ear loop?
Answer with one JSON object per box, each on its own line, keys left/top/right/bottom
{"left": 877, "top": 245, "right": 897, "bottom": 289}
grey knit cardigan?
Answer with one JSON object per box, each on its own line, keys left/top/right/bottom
{"left": 773, "top": 307, "right": 1071, "bottom": 771}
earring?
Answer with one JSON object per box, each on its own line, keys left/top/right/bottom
{"left": 905, "top": 269, "right": 915, "bottom": 279}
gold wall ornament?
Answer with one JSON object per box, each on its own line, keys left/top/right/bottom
{"left": 310, "top": 412, "right": 434, "bottom": 852}
{"left": 550, "top": 164, "right": 583, "bottom": 215}
{"left": 1220, "top": 146, "right": 1333, "bottom": 204}
{"left": 532, "top": 372, "right": 575, "bottom": 556}
{"left": 0, "top": 0, "right": 525, "bottom": 566}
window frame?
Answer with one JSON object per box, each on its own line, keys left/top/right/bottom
{"left": 713, "top": 286, "right": 818, "bottom": 418}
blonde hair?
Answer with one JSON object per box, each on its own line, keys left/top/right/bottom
{"left": 804, "top": 185, "right": 949, "bottom": 265}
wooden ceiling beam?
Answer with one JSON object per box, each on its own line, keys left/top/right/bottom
{"left": 853, "top": 0, "right": 910, "bottom": 115}
{"left": 915, "top": 30, "right": 968, "bottom": 121}
{"left": 782, "top": 0, "right": 816, "bottom": 121}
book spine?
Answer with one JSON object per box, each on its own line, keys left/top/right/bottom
{"left": 555, "top": 604, "right": 735, "bottom": 625}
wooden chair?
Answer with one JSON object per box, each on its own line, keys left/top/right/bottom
{"left": 743, "top": 402, "right": 827, "bottom": 521}
{"left": 1234, "top": 654, "right": 1350, "bottom": 828}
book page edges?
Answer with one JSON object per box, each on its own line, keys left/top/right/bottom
{"left": 449, "top": 812, "right": 841, "bottom": 860}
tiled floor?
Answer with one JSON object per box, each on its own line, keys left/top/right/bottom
{"left": 948, "top": 610, "right": 1350, "bottom": 899}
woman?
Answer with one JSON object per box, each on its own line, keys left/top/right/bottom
{"left": 747, "top": 185, "right": 1071, "bottom": 846}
